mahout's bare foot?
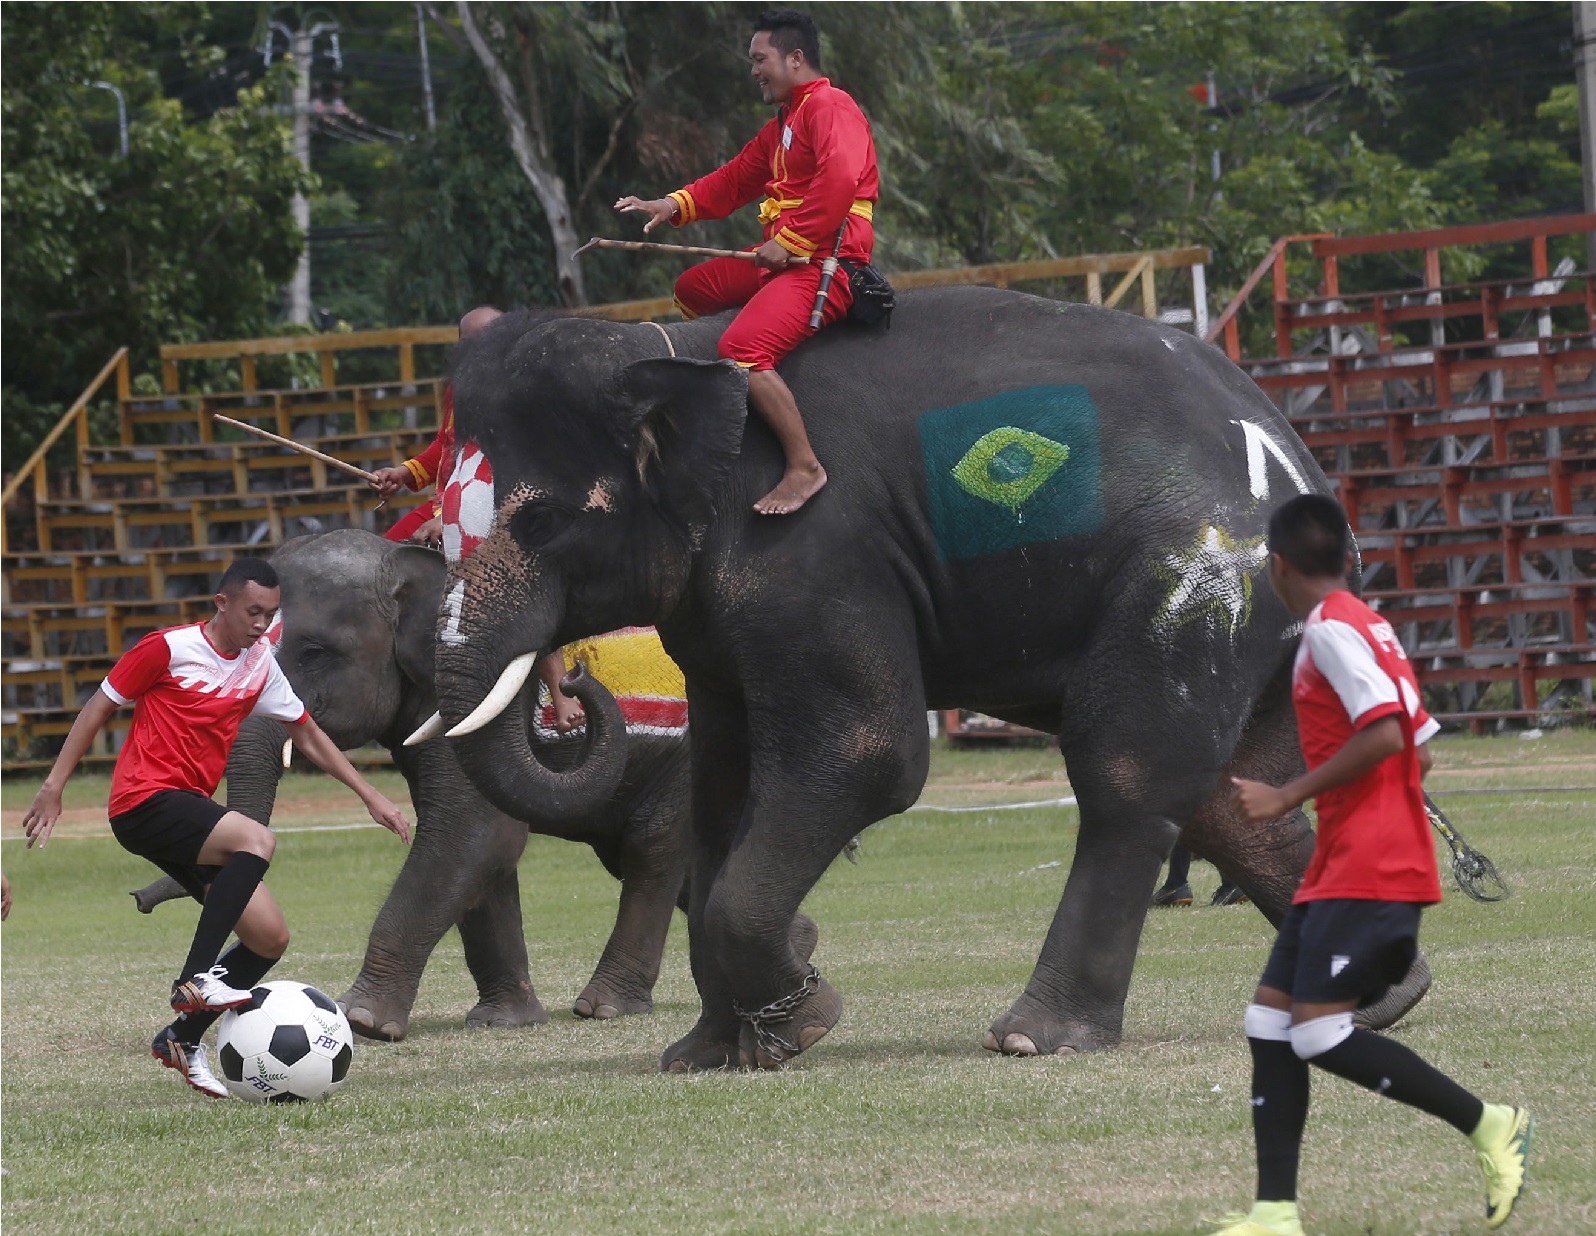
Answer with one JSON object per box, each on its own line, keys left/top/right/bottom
{"left": 753, "top": 461, "right": 826, "bottom": 515}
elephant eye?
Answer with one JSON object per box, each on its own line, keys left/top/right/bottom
{"left": 510, "top": 503, "right": 574, "bottom": 548}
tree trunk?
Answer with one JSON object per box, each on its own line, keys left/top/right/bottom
{"left": 455, "top": 1, "right": 587, "bottom": 306}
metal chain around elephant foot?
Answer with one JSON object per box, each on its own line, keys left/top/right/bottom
{"left": 732, "top": 964, "right": 822, "bottom": 1064}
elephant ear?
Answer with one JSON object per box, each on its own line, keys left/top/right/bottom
{"left": 382, "top": 543, "right": 447, "bottom": 689}
{"left": 613, "top": 356, "right": 747, "bottom": 537}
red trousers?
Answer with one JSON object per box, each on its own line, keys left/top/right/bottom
{"left": 384, "top": 499, "right": 438, "bottom": 542}
{"left": 673, "top": 255, "right": 854, "bottom": 370}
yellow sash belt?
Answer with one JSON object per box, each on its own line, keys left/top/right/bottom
{"left": 757, "top": 197, "right": 875, "bottom": 225}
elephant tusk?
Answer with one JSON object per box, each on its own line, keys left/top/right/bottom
{"left": 403, "top": 711, "right": 446, "bottom": 748}
{"left": 281, "top": 738, "right": 293, "bottom": 770}
{"left": 445, "top": 651, "right": 538, "bottom": 738}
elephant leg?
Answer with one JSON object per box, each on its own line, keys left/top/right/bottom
{"left": 661, "top": 685, "right": 754, "bottom": 1072}
{"left": 701, "top": 634, "right": 930, "bottom": 1071}
{"left": 574, "top": 787, "right": 689, "bottom": 1020}
{"left": 461, "top": 867, "right": 548, "bottom": 1029}
{"left": 1180, "top": 678, "right": 1315, "bottom": 924}
{"left": 341, "top": 745, "right": 533, "bottom": 1041}
{"left": 986, "top": 626, "right": 1271, "bottom": 1057}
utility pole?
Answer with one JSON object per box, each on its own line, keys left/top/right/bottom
{"left": 265, "top": 15, "right": 340, "bottom": 325}
{"left": 1576, "top": 3, "right": 1596, "bottom": 270}
{"left": 416, "top": 3, "right": 437, "bottom": 132}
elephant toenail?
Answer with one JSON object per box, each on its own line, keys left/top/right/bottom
{"left": 1052, "top": 1045, "right": 1078, "bottom": 1056}
{"left": 594, "top": 1004, "right": 619, "bottom": 1019}
{"left": 1002, "top": 1033, "right": 1039, "bottom": 1055}
{"left": 982, "top": 1030, "right": 1002, "bottom": 1052}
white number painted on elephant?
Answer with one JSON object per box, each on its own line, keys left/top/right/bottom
{"left": 1232, "top": 418, "right": 1310, "bottom": 503}
{"left": 442, "top": 442, "right": 496, "bottom": 563}
{"left": 440, "top": 580, "right": 469, "bottom": 647}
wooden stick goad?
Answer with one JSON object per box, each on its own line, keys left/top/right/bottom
{"left": 572, "top": 236, "right": 810, "bottom": 264}
{"left": 212, "top": 414, "right": 379, "bottom": 483}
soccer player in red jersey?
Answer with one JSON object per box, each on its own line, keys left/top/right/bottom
{"left": 1214, "top": 495, "right": 1531, "bottom": 1235}
{"left": 22, "top": 558, "right": 411, "bottom": 1099}
{"left": 614, "top": 9, "right": 878, "bottom": 515}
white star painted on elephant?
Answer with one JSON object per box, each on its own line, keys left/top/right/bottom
{"left": 1156, "top": 524, "right": 1269, "bottom": 636}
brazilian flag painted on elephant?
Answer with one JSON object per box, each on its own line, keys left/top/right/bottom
{"left": 918, "top": 385, "right": 1104, "bottom": 561}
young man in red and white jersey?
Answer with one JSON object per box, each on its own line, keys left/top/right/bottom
{"left": 22, "top": 558, "right": 411, "bottom": 1099}
{"left": 1215, "top": 495, "right": 1532, "bottom": 1236}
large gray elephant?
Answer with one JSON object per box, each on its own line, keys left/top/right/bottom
{"left": 429, "top": 288, "right": 1428, "bottom": 1071}
{"left": 214, "top": 528, "right": 696, "bottom": 1040}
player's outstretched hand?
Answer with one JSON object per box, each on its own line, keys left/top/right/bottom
{"left": 1231, "top": 776, "right": 1290, "bottom": 824}
{"left": 22, "top": 784, "right": 63, "bottom": 849}
{"left": 613, "top": 195, "right": 675, "bottom": 234}
{"left": 367, "top": 794, "right": 411, "bottom": 845}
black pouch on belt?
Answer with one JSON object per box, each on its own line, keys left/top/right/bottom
{"left": 839, "top": 260, "right": 896, "bottom": 329}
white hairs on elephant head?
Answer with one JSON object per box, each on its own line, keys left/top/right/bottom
{"left": 442, "top": 442, "right": 495, "bottom": 564}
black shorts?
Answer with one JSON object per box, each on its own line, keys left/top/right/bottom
{"left": 1259, "top": 898, "right": 1422, "bottom": 1006}
{"left": 109, "top": 789, "right": 227, "bottom": 904}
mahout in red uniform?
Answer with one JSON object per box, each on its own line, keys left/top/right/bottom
{"left": 614, "top": 9, "right": 877, "bottom": 515}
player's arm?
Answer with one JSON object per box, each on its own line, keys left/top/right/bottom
{"left": 287, "top": 718, "right": 411, "bottom": 844}
{"left": 1232, "top": 714, "right": 1406, "bottom": 823}
{"left": 22, "top": 690, "right": 120, "bottom": 848}
{"left": 1417, "top": 741, "right": 1433, "bottom": 780}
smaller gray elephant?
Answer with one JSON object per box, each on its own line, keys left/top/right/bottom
{"left": 136, "top": 529, "right": 703, "bottom": 1040}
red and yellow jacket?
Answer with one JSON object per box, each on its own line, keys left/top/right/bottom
{"left": 399, "top": 386, "right": 456, "bottom": 516}
{"left": 669, "top": 77, "right": 878, "bottom": 263}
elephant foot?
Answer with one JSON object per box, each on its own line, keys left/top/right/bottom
{"left": 982, "top": 995, "right": 1119, "bottom": 1057}
{"left": 466, "top": 988, "right": 550, "bottom": 1030}
{"left": 660, "top": 1018, "right": 742, "bottom": 1073}
{"left": 1353, "top": 952, "right": 1431, "bottom": 1031}
{"left": 339, "top": 986, "right": 414, "bottom": 1043}
{"left": 735, "top": 966, "right": 843, "bottom": 1070}
{"left": 789, "top": 913, "right": 820, "bottom": 964}
{"left": 572, "top": 980, "right": 652, "bottom": 1021}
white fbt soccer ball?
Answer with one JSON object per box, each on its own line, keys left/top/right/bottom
{"left": 216, "top": 980, "right": 354, "bottom": 1103}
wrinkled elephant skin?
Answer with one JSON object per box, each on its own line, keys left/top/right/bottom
{"left": 431, "top": 287, "right": 1427, "bottom": 1070}
{"left": 224, "top": 529, "right": 694, "bottom": 1041}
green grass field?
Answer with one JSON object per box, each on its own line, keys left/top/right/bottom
{"left": 3, "top": 732, "right": 1594, "bottom": 1234}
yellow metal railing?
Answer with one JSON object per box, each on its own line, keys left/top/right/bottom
{"left": 1, "top": 348, "right": 131, "bottom": 554}
{"left": 581, "top": 245, "right": 1211, "bottom": 328}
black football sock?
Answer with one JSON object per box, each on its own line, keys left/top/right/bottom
{"left": 178, "top": 852, "right": 270, "bottom": 985}
{"left": 1311, "top": 1027, "right": 1485, "bottom": 1135}
{"left": 168, "top": 942, "right": 280, "bottom": 1044}
{"left": 1249, "top": 1035, "right": 1309, "bottom": 1202}
{"left": 1162, "top": 845, "right": 1192, "bottom": 888}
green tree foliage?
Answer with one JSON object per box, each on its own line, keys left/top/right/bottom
{"left": 1, "top": 2, "right": 309, "bottom": 464}
{"left": 1, "top": 1, "right": 1583, "bottom": 463}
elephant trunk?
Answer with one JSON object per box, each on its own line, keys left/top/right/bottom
{"left": 225, "top": 713, "right": 290, "bottom": 824}
{"left": 434, "top": 588, "right": 627, "bottom": 824}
